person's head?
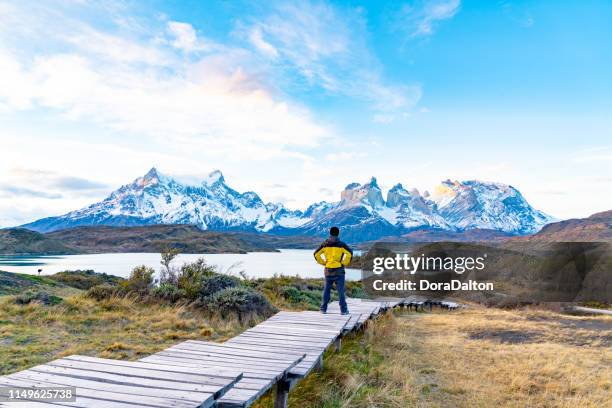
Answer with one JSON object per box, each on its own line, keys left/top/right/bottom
{"left": 329, "top": 226, "right": 340, "bottom": 237}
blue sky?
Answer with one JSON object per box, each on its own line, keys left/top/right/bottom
{"left": 1, "top": 0, "right": 611, "bottom": 227}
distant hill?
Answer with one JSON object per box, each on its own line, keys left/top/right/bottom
{"left": 355, "top": 228, "right": 512, "bottom": 250}
{"left": 516, "top": 210, "right": 612, "bottom": 242}
{"left": 399, "top": 228, "right": 511, "bottom": 242}
{"left": 0, "top": 224, "right": 322, "bottom": 255}
{"left": 45, "top": 224, "right": 279, "bottom": 253}
{"left": 0, "top": 270, "right": 77, "bottom": 296}
{"left": 0, "top": 228, "right": 77, "bottom": 255}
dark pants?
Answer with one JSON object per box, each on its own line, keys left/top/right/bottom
{"left": 320, "top": 274, "right": 348, "bottom": 313}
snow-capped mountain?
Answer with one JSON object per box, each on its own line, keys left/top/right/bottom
{"left": 21, "top": 168, "right": 554, "bottom": 241}
{"left": 430, "top": 180, "right": 552, "bottom": 234}
{"left": 22, "top": 168, "right": 308, "bottom": 234}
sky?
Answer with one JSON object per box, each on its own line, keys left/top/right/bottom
{"left": 1, "top": 0, "right": 611, "bottom": 227}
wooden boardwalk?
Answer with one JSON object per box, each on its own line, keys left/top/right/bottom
{"left": 0, "top": 296, "right": 459, "bottom": 408}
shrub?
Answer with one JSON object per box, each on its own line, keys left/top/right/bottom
{"left": 86, "top": 284, "right": 120, "bottom": 301}
{"left": 159, "top": 246, "right": 180, "bottom": 285}
{"left": 202, "top": 287, "right": 275, "bottom": 317}
{"left": 122, "top": 265, "right": 155, "bottom": 294}
{"left": 14, "top": 290, "right": 62, "bottom": 306}
{"left": 175, "top": 258, "right": 218, "bottom": 300}
{"left": 199, "top": 274, "right": 241, "bottom": 299}
{"left": 152, "top": 283, "right": 186, "bottom": 303}
{"left": 281, "top": 286, "right": 305, "bottom": 303}
{"left": 280, "top": 285, "right": 322, "bottom": 307}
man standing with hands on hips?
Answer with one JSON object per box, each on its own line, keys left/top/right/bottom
{"left": 314, "top": 226, "right": 352, "bottom": 315}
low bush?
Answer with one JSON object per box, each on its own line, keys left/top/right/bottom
{"left": 280, "top": 285, "right": 322, "bottom": 308}
{"left": 152, "top": 283, "right": 186, "bottom": 303}
{"left": 177, "top": 258, "right": 216, "bottom": 300}
{"left": 14, "top": 290, "right": 62, "bottom": 306}
{"left": 201, "top": 287, "right": 276, "bottom": 317}
{"left": 86, "top": 284, "right": 121, "bottom": 301}
{"left": 199, "top": 274, "right": 241, "bottom": 299}
{"left": 121, "top": 265, "right": 155, "bottom": 295}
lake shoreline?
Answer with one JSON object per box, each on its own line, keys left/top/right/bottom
{"left": 0, "top": 250, "right": 363, "bottom": 281}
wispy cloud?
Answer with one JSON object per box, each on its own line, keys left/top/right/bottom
{"left": 240, "top": 1, "right": 421, "bottom": 121}
{"left": 393, "top": 0, "right": 461, "bottom": 38}
{"left": 0, "top": 185, "right": 62, "bottom": 199}
{"left": 3, "top": 168, "right": 108, "bottom": 200}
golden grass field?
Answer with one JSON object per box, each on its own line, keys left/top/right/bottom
{"left": 0, "top": 295, "right": 252, "bottom": 375}
{"left": 254, "top": 305, "right": 611, "bottom": 408}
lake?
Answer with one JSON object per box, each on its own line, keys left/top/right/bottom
{"left": 0, "top": 250, "right": 362, "bottom": 281}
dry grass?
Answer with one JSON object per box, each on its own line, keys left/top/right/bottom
{"left": 0, "top": 294, "right": 253, "bottom": 375}
{"left": 254, "top": 305, "right": 611, "bottom": 408}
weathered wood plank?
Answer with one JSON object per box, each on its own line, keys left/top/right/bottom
{"left": 47, "top": 358, "right": 235, "bottom": 388}
{"left": 23, "top": 365, "right": 225, "bottom": 395}
{"left": 64, "top": 355, "right": 242, "bottom": 381}
{"left": 169, "top": 343, "right": 304, "bottom": 363}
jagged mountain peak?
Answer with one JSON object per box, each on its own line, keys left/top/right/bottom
{"left": 204, "top": 169, "right": 225, "bottom": 186}
{"left": 340, "top": 177, "right": 384, "bottom": 208}
{"left": 368, "top": 176, "right": 379, "bottom": 188}
{"left": 136, "top": 167, "right": 170, "bottom": 187}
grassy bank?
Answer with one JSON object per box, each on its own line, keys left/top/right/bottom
{"left": 0, "top": 295, "right": 252, "bottom": 375}
{"left": 253, "top": 306, "right": 611, "bottom": 408}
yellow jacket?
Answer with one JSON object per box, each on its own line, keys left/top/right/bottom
{"left": 314, "top": 237, "right": 353, "bottom": 274}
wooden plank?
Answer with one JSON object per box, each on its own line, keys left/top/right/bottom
{"left": 65, "top": 355, "right": 242, "bottom": 382}
{"left": 159, "top": 348, "right": 298, "bottom": 370}
{"left": 169, "top": 343, "right": 304, "bottom": 364}
{"left": 184, "top": 341, "right": 306, "bottom": 361}
{"left": 47, "top": 358, "right": 236, "bottom": 389}
{"left": 147, "top": 353, "right": 283, "bottom": 377}
{"left": 25, "top": 364, "right": 225, "bottom": 395}
{"left": 257, "top": 322, "right": 342, "bottom": 333}
{"left": 238, "top": 331, "right": 333, "bottom": 343}
{"left": 140, "top": 355, "right": 279, "bottom": 380}
{"left": 232, "top": 335, "right": 330, "bottom": 350}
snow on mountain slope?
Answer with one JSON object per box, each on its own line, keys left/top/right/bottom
{"left": 21, "top": 168, "right": 554, "bottom": 240}
{"left": 431, "top": 180, "right": 554, "bottom": 234}
{"left": 22, "top": 168, "right": 307, "bottom": 233}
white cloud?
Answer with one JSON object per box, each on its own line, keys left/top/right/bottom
{"left": 248, "top": 27, "right": 278, "bottom": 58}
{"left": 167, "top": 21, "right": 200, "bottom": 52}
{"left": 394, "top": 0, "right": 461, "bottom": 37}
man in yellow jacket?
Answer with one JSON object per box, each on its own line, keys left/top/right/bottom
{"left": 314, "top": 226, "right": 352, "bottom": 315}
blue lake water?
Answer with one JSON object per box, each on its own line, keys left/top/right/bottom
{"left": 0, "top": 249, "right": 361, "bottom": 281}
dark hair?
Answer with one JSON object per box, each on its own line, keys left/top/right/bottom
{"left": 329, "top": 226, "right": 340, "bottom": 237}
